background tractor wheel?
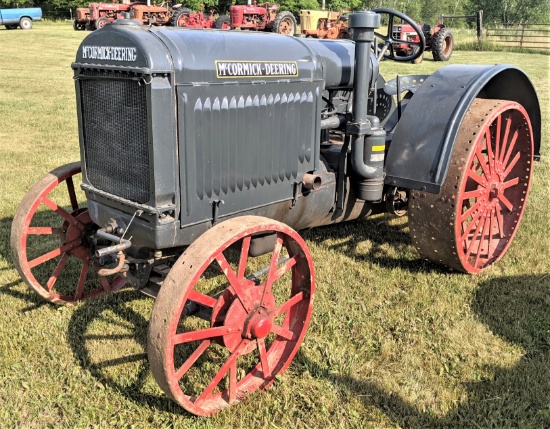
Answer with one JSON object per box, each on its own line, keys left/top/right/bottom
{"left": 215, "top": 15, "right": 230, "bottom": 29}
{"left": 171, "top": 8, "right": 192, "bottom": 27}
{"left": 272, "top": 11, "right": 296, "bottom": 35}
{"left": 408, "top": 99, "right": 534, "bottom": 274}
{"left": 94, "top": 17, "right": 110, "bottom": 30}
{"left": 432, "top": 27, "right": 454, "bottom": 61}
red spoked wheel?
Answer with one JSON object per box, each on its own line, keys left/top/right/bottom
{"left": 148, "top": 216, "right": 315, "bottom": 415}
{"left": 409, "top": 99, "right": 534, "bottom": 273}
{"left": 10, "top": 162, "right": 126, "bottom": 305}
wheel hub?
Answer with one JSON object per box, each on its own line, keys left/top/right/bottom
{"left": 62, "top": 210, "right": 95, "bottom": 260}
{"left": 211, "top": 282, "right": 276, "bottom": 354}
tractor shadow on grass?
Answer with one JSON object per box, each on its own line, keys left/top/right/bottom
{"left": 66, "top": 289, "right": 189, "bottom": 415}
{"left": 301, "top": 214, "right": 450, "bottom": 275}
{"left": 296, "top": 273, "right": 550, "bottom": 427}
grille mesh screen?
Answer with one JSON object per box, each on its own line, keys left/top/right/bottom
{"left": 80, "top": 77, "right": 150, "bottom": 204}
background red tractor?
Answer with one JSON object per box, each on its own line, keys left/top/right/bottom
{"left": 390, "top": 19, "right": 454, "bottom": 63}
{"left": 229, "top": 1, "right": 297, "bottom": 34}
{"left": 171, "top": 6, "right": 230, "bottom": 29}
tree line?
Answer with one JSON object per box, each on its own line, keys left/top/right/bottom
{"left": 1, "top": 0, "right": 548, "bottom": 26}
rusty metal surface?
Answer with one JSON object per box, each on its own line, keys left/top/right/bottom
{"left": 408, "top": 99, "right": 534, "bottom": 273}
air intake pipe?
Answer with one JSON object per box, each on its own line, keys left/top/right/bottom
{"left": 348, "top": 11, "right": 386, "bottom": 202}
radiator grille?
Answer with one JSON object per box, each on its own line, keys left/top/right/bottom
{"left": 80, "top": 76, "right": 150, "bottom": 204}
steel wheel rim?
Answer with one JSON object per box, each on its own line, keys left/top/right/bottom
{"left": 11, "top": 162, "right": 126, "bottom": 304}
{"left": 149, "top": 216, "right": 315, "bottom": 416}
{"left": 454, "top": 101, "right": 533, "bottom": 272}
{"left": 279, "top": 18, "right": 294, "bottom": 34}
{"left": 409, "top": 99, "right": 534, "bottom": 273}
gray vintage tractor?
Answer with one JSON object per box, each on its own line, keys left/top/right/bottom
{"left": 11, "top": 8, "right": 541, "bottom": 416}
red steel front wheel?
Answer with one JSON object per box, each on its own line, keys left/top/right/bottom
{"left": 11, "top": 162, "right": 126, "bottom": 305}
{"left": 148, "top": 216, "right": 315, "bottom": 415}
{"left": 409, "top": 99, "right": 534, "bottom": 273}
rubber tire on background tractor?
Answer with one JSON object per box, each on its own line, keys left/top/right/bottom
{"left": 19, "top": 17, "right": 32, "bottom": 30}
{"left": 408, "top": 99, "right": 534, "bottom": 274}
{"left": 432, "top": 27, "right": 454, "bottom": 61}
{"left": 272, "top": 11, "right": 296, "bottom": 35}
{"left": 148, "top": 216, "right": 315, "bottom": 415}
{"left": 215, "top": 15, "right": 230, "bottom": 29}
{"left": 95, "top": 17, "right": 110, "bottom": 30}
{"left": 171, "top": 8, "right": 192, "bottom": 27}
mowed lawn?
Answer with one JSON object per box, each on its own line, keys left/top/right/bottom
{"left": 0, "top": 22, "right": 549, "bottom": 428}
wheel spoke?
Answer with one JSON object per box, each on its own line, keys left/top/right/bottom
{"left": 260, "top": 234, "right": 284, "bottom": 305}
{"left": 502, "top": 128, "right": 519, "bottom": 169}
{"left": 74, "top": 257, "right": 90, "bottom": 300}
{"left": 465, "top": 215, "right": 486, "bottom": 260}
{"left": 237, "top": 236, "right": 251, "bottom": 279}
{"left": 175, "top": 339, "right": 211, "bottom": 381}
{"left": 41, "top": 197, "right": 85, "bottom": 230}
{"left": 502, "top": 152, "right": 521, "bottom": 179}
{"left": 474, "top": 145, "right": 491, "bottom": 180}
{"left": 498, "top": 194, "right": 514, "bottom": 212}
{"left": 466, "top": 168, "right": 485, "bottom": 187}
{"left": 461, "top": 189, "right": 483, "bottom": 201}
{"left": 257, "top": 338, "right": 271, "bottom": 379}
{"left": 499, "top": 117, "right": 512, "bottom": 164}
{"left": 271, "top": 323, "right": 295, "bottom": 341}
{"left": 28, "top": 239, "right": 81, "bottom": 268}
{"left": 27, "top": 227, "right": 63, "bottom": 235}
{"left": 174, "top": 325, "right": 239, "bottom": 344}
{"left": 229, "top": 359, "right": 237, "bottom": 404}
{"left": 459, "top": 210, "right": 483, "bottom": 246}
{"left": 474, "top": 216, "right": 491, "bottom": 267}
{"left": 495, "top": 204, "right": 505, "bottom": 238}
{"left": 188, "top": 289, "right": 218, "bottom": 309}
{"left": 495, "top": 113, "right": 502, "bottom": 162}
{"left": 46, "top": 253, "right": 70, "bottom": 292}
{"left": 459, "top": 200, "right": 481, "bottom": 223}
{"left": 502, "top": 177, "right": 520, "bottom": 190}
{"left": 66, "top": 176, "right": 79, "bottom": 211}
{"left": 273, "top": 291, "right": 304, "bottom": 317}
{"left": 215, "top": 252, "right": 252, "bottom": 310}
{"left": 484, "top": 129, "right": 494, "bottom": 175}
{"left": 196, "top": 341, "right": 245, "bottom": 404}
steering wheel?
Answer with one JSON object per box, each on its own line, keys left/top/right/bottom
{"left": 372, "top": 8, "right": 426, "bottom": 62}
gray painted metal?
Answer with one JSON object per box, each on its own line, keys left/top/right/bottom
{"left": 385, "top": 64, "right": 541, "bottom": 193}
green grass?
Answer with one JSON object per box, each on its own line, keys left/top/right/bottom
{"left": 1, "top": 21, "right": 549, "bottom": 428}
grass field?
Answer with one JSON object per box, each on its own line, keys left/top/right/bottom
{"left": 0, "top": 22, "right": 549, "bottom": 428}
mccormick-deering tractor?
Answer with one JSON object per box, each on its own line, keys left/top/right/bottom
{"left": 12, "top": 8, "right": 541, "bottom": 416}
{"left": 229, "top": 1, "right": 297, "bottom": 34}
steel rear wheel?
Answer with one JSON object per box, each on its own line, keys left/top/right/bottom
{"left": 409, "top": 99, "right": 534, "bottom": 273}
{"left": 148, "top": 216, "right": 315, "bottom": 416}
{"left": 10, "top": 162, "right": 126, "bottom": 305}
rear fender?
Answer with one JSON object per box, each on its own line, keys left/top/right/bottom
{"left": 384, "top": 64, "right": 541, "bottom": 193}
